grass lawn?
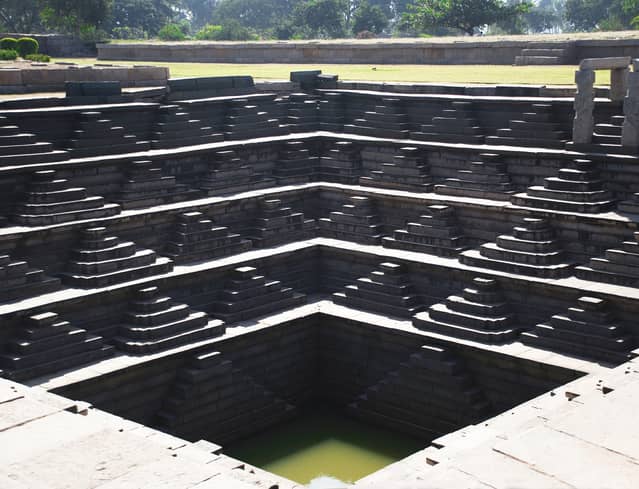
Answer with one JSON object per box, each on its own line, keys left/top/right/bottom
{"left": 55, "top": 58, "right": 611, "bottom": 85}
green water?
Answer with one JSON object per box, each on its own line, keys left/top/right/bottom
{"left": 226, "top": 407, "right": 425, "bottom": 486}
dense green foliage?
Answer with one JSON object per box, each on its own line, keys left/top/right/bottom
{"left": 158, "top": 22, "right": 187, "bottom": 40}
{"left": 0, "top": 0, "right": 638, "bottom": 41}
{"left": 405, "top": 0, "right": 531, "bottom": 35}
{"left": 0, "top": 38, "right": 18, "bottom": 51}
{"left": 16, "top": 37, "right": 39, "bottom": 56}
{"left": 0, "top": 49, "right": 18, "bottom": 60}
{"left": 25, "top": 52, "right": 51, "bottom": 61}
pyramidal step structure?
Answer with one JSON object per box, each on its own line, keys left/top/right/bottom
{"left": 511, "top": 159, "right": 615, "bottom": 213}
{"left": 210, "top": 266, "right": 306, "bottom": 324}
{"left": 332, "top": 262, "right": 422, "bottom": 318}
{"left": 348, "top": 345, "right": 491, "bottom": 438}
{"left": 200, "top": 149, "right": 273, "bottom": 196}
{"left": 382, "top": 204, "right": 468, "bottom": 257}
{"left": 0, "top": 254, "right": 60, "bottom": 303}
{"left": 576, "top": 231, "right": 639, "bottom": 286}
{"left": 114, "top": 160, "right": 199, "bottom": 210}
{"left": 0, "top": 312, "right": 113, "bottom": 381}
{"left": 318, "top": 196, "right": 385, "bottom": 245}
{"left": 62, "top": 226, "right": 173, "bottom": 288}
{"left": 413, "top": 277, "right": 517, "bottom": 344}
{"left": 114, "top": 286, "right": 225, "bottom": 355}
{"left": 435, "top": 153, "right": 515, "bottom": 201}
{"left": 164, "top": 211, "right": 251, "bottom": 264}
{"left": 359, "top": 146, "right": 433, "bottom": 192}
{"left": 247, "top": 198, "right": 315, "bottom": 248}
{"left": 0, "top": 115, "right": 67, "bottom": 166}
{"left": 13, "top": 170, "right": 121, "bottom": 226}
{"left": 157, "top": 350, "right": 296, "bottom": 443}
{"left": 460, "top": 218, "right": 573, "bottom": 278}
{"left": 521, "top": 296, "right": 634, "bottom": 364}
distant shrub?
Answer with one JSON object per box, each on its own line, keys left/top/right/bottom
{"left": 195, "top": 24, "right": 223, "bottom": 40}
{"left": 0, "top": 38, "right": 18, "bottom": 51}
{"left": 0, "top": 49, "right": 18, "bottom": 61}
{"left": 112, "top": 26, "right": 148, "bottom": 40}
{"left": 158, "top": 23, "right": 187, "bottom": 41}
{"left": 79, "top": 25, "right": 109, "bottom": 43}
{"left": 356, "top": 30, "right": 375, "bottom": 39}
{"left": 216, "top": 20, "right": 259, "bottom": 41}
{"left": 25, "top": 53, "right": 51, "bottom": 62}
{"left": 16, "top": 37, "right": 39, "bottom": 57}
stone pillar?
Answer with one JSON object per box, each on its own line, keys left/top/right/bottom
{"left": 622, "top": 70, "right": 639, "bottom": 150}
{"left": 611, "top": 67, "right": 630, "bottom": 102}
{"left": 573, "top": 69, "right": 596, "bottom": 145}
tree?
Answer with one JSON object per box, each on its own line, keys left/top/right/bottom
{"left": 0, "top": 0, "right": 42, "bottom": 33}
{"left": 212, "top": 0, "right": 294, "bottom": 31}
{"left": 108, "top": 0, "right": 177, "bottom": 36}
{"left": 352, "top": 0, "right": 389, "bottom": 34}
{"left": 523, "top": 0, "right": 565, "bottom": 33}
{"left": 405, "top": 0, "right": 531, "bottom": 36}
{"left": 182, "top": 0, "right": 218, "bottom": 29}
{"left": 564, "top": 0, "right": 637, "bottom": 31}
{"left": 40, "top": 0, "right": 112, "bottom": 34}
{"left": 293, "top": 0, "right": 349, "bottom": 38}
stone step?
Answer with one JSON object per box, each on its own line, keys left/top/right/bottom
{"left": 521, "top": 49, "right": 566, "bottom": 56}
{"left": 0, "top": 141, "right": 53, "bottom": 156}
{"left": 115, "top": 320, "right": 225, "bottom": 355}
{"left": 511, "top": 193, "right": 615, "bottom": 213}
{"left": 521, "top": 331, "right": 631, "bottom": 364}
{"left": 595, "top": 123, "right": 623, "bottom": 136}
{"left": 0, "top": 344, "right": 113, "bottom": 381}
{"left": 332, "top": 291, "right": 420, "bottom": 318}
{"left": 543, "top": 177, "right": 604, "bottom": 192}
{"left": 435, "top": 184, "right": 515, "bottom": 201}
{"left": 460, "top": 248, "right": 572, "bottom": 278}
{"left": 62, "top": 256, "right": 173, "bottom": 288}
{"left": 429, "top": 303, "right": 512, "bottom": 331}
{"left": 14, "top": 203, "right": 121, "bottom": 226}
{"left": 413, "top": 311, "right": 516, "bottom": 344}
{"left": 526, "top": 186, "right": 613, "bottom": 203}
{"left": 514, "top": 56, "right": 562, "bottom": 65}
{"left": 212, "top": 293, "right": 306, "bottom": 323}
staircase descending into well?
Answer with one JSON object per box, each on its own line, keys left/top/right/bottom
{"left": 157, "top": 350, "right": 296, "bottom": 444}
{"left": 348, "top": 345, "right": 491, "bottom": 439}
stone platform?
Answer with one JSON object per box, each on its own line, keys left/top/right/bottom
{"left": 0, "top": 77, "right": 638, "bottom": 489}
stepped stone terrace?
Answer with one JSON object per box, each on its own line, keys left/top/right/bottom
{"left": 1, "top": 70, "right": 639, "bottom": 488}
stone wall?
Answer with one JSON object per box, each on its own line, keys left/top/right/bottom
{"left": 0, "top": 33, "right": 94, "bottom": 57}
{"left": 53, "top": 313, "right": 579, "bottom": 444}
{"left": 97, "top": 38, "right": 639, "bottom": 65}
{"left": 0, "top": 65, "right": 169, "bottom": 94}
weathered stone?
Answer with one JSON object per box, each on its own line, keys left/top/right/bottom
{"left": 319, "top": 196, "right": 384, "bottom": 245}
{"left": 333, "top": 262, "right": 422, "bottom": 318}
{"left": 383, "top": 204, "right": 467, "bottom": 257}
{"left": 13, "top": 170, "right": 121, "bottom": 226}
{"left": 521, "top": 296, "right": 633, "bottom": 364}
{"left": 210, "top": 266, "right": 306, "bottom": 323}
{"left": 114, "top": 286, "right": 225, "bottom": 354}
{"left": 460, "top": 218, "right": 573, "bottom": 278}
{"left": 164, "top": 211, "right": 251, "bottom": 264}
{"left": 572, "top": 69, "right": 596, "bottom": 145}
{"left": 622, "top": 71, "right": 639, "bottom": 149}
{"left": 413, "top": 277, "right": 517, "bottom": 344}
{"left": 0, "top": 312, "right": 113, "bottom": 381}
{"left": 61, "top": 226, "right": 173, "bottom": 288}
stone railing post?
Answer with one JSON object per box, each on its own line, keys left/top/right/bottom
{"left": 573, "top": 69, "right": 595, "bottom": 145}
{"left": 622, "top": 64, "right": 639, "bottom": 150}
{"left": 611, "top": 66, "right": 630, "bottom": 102}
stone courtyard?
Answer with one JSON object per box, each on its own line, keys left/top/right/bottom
{"left": 0, "top": 62, "right": 639, "bottom": 487}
